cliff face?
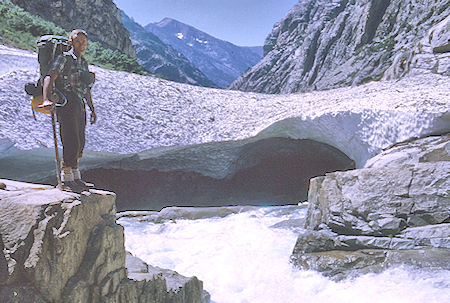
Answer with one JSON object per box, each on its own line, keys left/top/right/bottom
{"left": 230, "top": 0, "right": 450, "bottom": 93}
{"left": 0, "top": 180, "right": 207, "bottom": 303}
{"left": 10, "top": 0, "right": 136, "bottom": 58}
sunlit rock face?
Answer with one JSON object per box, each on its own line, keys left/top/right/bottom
{"left": 0, "top": 180, "right": 207, "bottom": 302}
{"left": 230, "top": 0, "right": 450, "bottom": 93}
{"left": 10, "top": 0, "right": 136, "bottom": 58}
{"left": 291, "top": 135, "right": 450, "bottom": 279}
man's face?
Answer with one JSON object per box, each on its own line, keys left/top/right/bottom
{"left": 72, "top": 34, "right": 89, "bottom": 55}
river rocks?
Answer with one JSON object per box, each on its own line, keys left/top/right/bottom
{"left": 294, "top": 248, "right": 450, "bottom": 279}
{"left": 304, "top": 162, "right": 449, "bottom": 235}
{"left": 291, "top": 135, "right": 450, "bottom": 278}
{"left": 0, "top": 179, "right": 207, "bottom": 303}
{"left": 126, "top": 252, "right": 210, "bottom": 303}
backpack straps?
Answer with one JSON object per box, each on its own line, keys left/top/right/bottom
{"left": 55, "top": 52, "right": 74, "bottom": 90}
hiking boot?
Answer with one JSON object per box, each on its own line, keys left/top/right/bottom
{"left": 75, "top": 179, "right": 94, "bottom": 188}
{"left": 59, "top": 181, "right": 86, "bottom": 193}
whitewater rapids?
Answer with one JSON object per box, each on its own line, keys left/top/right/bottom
{"left": 118, "top": 205, "right": 450, "bottom": 303}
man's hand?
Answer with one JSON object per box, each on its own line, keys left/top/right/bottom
{"left": 38, "top": 99, "right": 55, "bottom": 111}
{"left": 90, "top": 110, "right": 97, "bottom": 124}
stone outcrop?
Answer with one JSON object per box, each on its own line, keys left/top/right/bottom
{"left": 291, "top": 135, "right": 450, "bottom": 279}
{"left": 230, "top": 0, "right": 450, "bottom": 93}
{"left": 0, "top": 179, "right": 208, "bottom": 302}
{"left": 10, "top": 0, "right": 136, "bottom": 58}
{"left": 126, "top": 253, "right": 210, "bottom": 303}
{"left": 365, "top": 134, "right": 450, "bottom": 168}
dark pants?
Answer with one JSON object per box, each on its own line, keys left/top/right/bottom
{"left": 56, "top": 91, "right": 86, "bottom": 168}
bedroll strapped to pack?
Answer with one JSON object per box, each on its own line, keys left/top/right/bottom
{"left": 25, "top": 35, "right": 70, "bottom": 118}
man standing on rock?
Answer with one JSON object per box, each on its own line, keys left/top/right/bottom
{"left": 42, "top": 29, "right": 97, "bottom": 192}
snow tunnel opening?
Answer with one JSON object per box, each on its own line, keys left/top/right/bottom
{"left": 83, "top": 137, "right": 355, "bottom": 211}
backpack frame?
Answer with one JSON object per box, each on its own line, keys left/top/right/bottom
{"left": 25, "top": 35, "right": 71, "bottom": 117}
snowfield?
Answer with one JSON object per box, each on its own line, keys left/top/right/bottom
{"left": 0, "top": 45, "right": 449, "bottom": 167}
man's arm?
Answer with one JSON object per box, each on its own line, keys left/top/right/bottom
{"left": 85, "top": 90, "right": 97, "bottom": 124}
{"left": 42, "top": 70, "right": 59, "bottom": 107}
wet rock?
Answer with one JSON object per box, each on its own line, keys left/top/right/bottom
{"left": 399, "top": 224, "right": 450, "bottom": 249}
{"left": 336, "top": 236, "right": 416, "bottom": 251}
{"left": 292, "top": 230, "right": 338, "bottom": 254}
{"left": 126, "top": 252, "right": 148, "bottom": 274}
{"left": 383, "top": 248, "right": 450, "bottom": 269}
{"left": 126, "top": 252, "right": 210, "bottom": 303}
{"left": 294, "top": 248, "right": 450, "bottom": 279}
{"left": 292, "top": 249, "right": 387, "bottom": 278}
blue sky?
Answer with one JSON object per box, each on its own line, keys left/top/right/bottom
{"left": 114, "top": 0, "right": 299, "bottom": 46}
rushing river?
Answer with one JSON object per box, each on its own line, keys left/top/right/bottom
{"left": 117, "top": 205, "right": 450, "bottom": 303}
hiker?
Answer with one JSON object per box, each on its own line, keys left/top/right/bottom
{"left": 41, "top": 29, "right": 96, "bottom": 192}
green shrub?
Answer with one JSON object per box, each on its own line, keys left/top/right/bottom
{"left": 0, "top": 0, "right": 147, "bottom": 74}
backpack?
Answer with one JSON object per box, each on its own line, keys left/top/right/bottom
{"left": 37, "top": 35, "right": 71, "bottom": 83}
{"left": 25, "top": 35, "right": 71, "bottom": 117}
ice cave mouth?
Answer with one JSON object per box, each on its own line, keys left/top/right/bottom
{"left": 83, "top": 137, "right": 355, "bottom": 211}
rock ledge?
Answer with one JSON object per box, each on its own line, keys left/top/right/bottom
{"left": 0, "top": 179, "right": 207, "bottom": 303}
{"left": 291, "top": 136, "right": 450, "bottom": 279}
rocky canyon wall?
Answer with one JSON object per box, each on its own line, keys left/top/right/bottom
{"left": 230, "top": 0, "right": 450, "bottom": 93}
{"left": 10, "top": 0, "right": 136, "bottom": 58}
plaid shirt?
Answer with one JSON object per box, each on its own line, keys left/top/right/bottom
{"left": 51, "top": 49, "right": 90, "bottom": 100}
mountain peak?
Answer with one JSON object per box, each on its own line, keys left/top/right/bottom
{"left": 145, "top": 18, "right": 263, "bottom": 88}
{"left": 156, "top": 17, "right": 177, "bottom": 27}
{"left": 153, "top": 17, "right": 189, "bottom": 30}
